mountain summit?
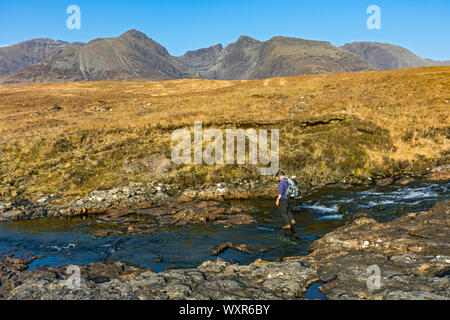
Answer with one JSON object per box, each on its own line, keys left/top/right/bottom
{"left": 3, "top": 30, "right": 193, "bottom": 83}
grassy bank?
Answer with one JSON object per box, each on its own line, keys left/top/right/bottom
{"left": 0, "top": 67, "right": 449, "bottom": 201}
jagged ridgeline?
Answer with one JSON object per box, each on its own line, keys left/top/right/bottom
{"left": 2, "top": 30, "right": 449, "bottom": 84}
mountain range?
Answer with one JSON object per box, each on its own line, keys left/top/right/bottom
{"left": 1, "top": 30, "right": 449, "bottom": 84}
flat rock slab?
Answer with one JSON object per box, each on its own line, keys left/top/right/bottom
{"left": 6, "top": 259, "right": 318, "bottom": 300}
{"left": 297, "top": 200, "right": 450, "bottom": 299}
{"left": 92, "top": 201, "right": 256, "bottom": 237}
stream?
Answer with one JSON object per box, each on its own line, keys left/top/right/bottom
{"left": 0, "top": 181, "right": 448, "bottom": 273}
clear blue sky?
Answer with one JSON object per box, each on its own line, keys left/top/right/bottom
{"left": 1, "top": 0, "right": 449, "bottom": 59}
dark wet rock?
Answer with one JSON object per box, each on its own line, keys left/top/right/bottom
{"left": 394, "top": 176, "right": 415, "bottom": 186}
{"left": 375, "top": 177, "right": 394, "bottom": 187}
{"left": 2, "top": 255, "right": 41, "bottom": 272}
{"left": 134, "top": 200, "right": 255, "bottom": 227}
{"left": 91, "top": 230, "right": 116, "bottom": 238}
{"left": 79, "top": 261, "right": 146, "bottom": 282}
{"left": 95, "top": 208, "right": 137, "bottom": 222}
{"left": 211, "top": 242, "right": 270, "bottom": 255}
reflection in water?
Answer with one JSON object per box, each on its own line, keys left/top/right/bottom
{"left": 0, "top": 181, "right": 448, "bottom": 272}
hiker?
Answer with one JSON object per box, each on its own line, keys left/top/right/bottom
{"left": 275, "top": 171, "right": 298, "bottom": 231}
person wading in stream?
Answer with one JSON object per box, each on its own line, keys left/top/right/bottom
{"left": 275, "top": 171, "right": 298, "bottom": 232}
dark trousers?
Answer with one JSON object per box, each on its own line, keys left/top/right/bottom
{"left": 280, "top": 198, "right": 295, "bottom": 226}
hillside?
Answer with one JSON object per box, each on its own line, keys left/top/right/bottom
{"left": 342, "top": 42, "right": 450, "bottom": 70}
{"left": 0, "top": 38, "right": 84, "bottom": 76}
{"left": 0, "top": 67, "right": 448, "bottom": 201}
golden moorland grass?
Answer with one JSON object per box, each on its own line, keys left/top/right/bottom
{"left": 0, "top": 67, "right": 449, "bottom": 200}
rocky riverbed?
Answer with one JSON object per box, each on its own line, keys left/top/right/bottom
{"left": 1, "top": 199, "right": 448, "bottom": 300}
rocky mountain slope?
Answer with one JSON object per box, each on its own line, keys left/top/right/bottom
{"left": 177, "top": 35, "right": 372, "bottom": 80}
{"left": 0, "top": 38, "right": 84, "bottom": 76}
{"left": 2, "top": 30, "right": 193, "bottom": 84}
{"left": 342, "top": 42, "right": 450, "bottom": 70}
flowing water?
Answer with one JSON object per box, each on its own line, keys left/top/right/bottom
{"left": 0, "top": 181, "right": 448, "bottom": 273}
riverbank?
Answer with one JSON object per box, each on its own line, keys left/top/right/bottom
{"left": 1, "top": 167, "right": 448, "bottom": 223}
{"left": 1, "top": 199, "right": 448, "bottom": 300}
